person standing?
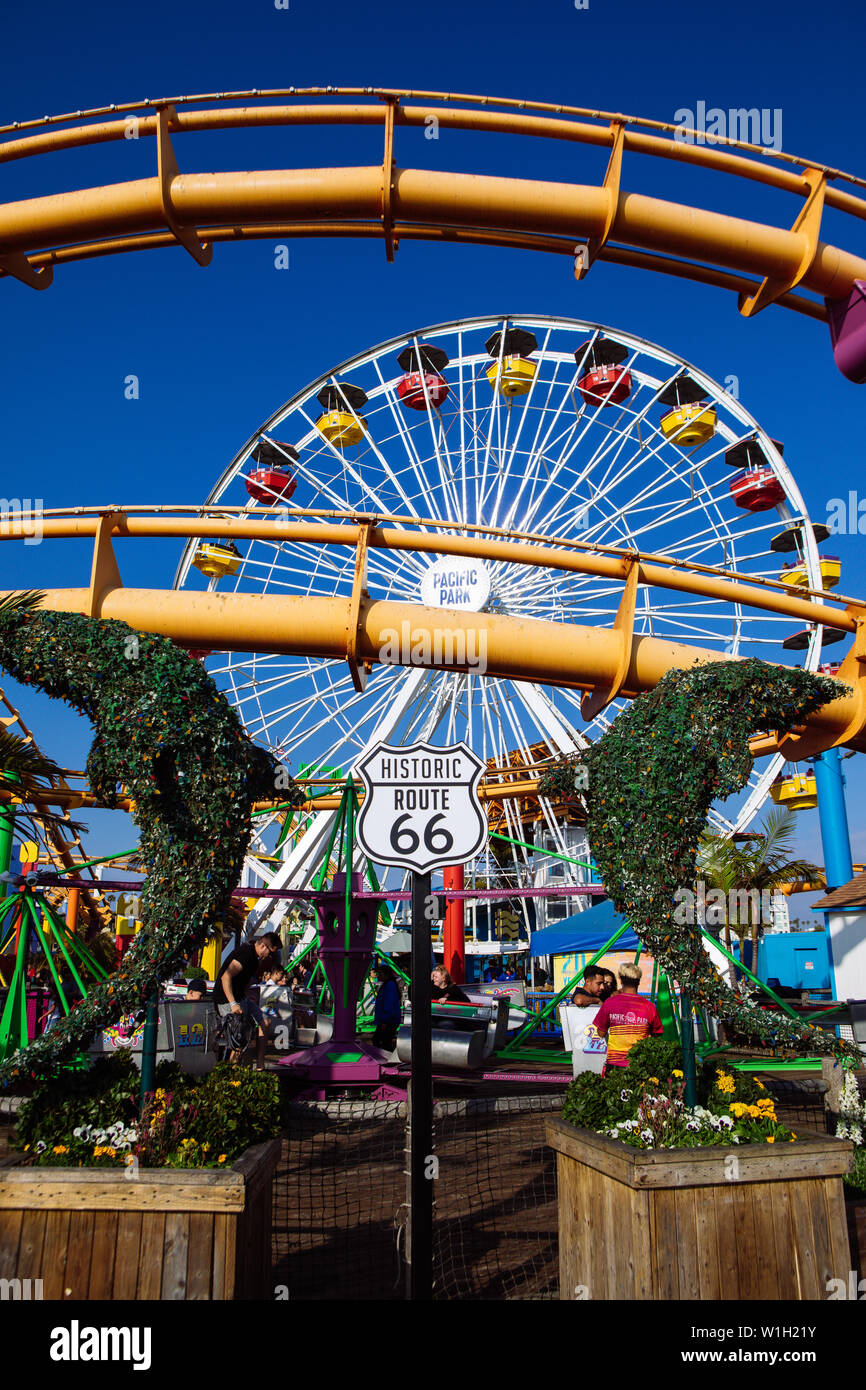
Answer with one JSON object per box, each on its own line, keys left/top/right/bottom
{"left": 590, "top": 962, "right": 663, "bottom": 1074}
{"left": 372, "top": 963, "right": 402, "bottom": 1051}
{"left": 213, "top": 931, "right": 282, "bottom": 1068}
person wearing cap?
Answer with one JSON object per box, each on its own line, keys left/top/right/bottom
{"left": 214, "top": 931, "right": 282, "bottom": 1068}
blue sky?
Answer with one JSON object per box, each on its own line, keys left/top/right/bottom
{"left": 1, "top": 0, "right": 864, "bottom": 910}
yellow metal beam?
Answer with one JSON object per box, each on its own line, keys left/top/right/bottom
{"left": 580, "top": 556, "right": 638, "bottom": 720}
{"left": 155, "top": 105, "right": 212, "bottom": 268}
{"left": 12, "top": 584, "right": 865, "bottom": 758}
{"left": 0, "top": 250, "right": 52, "bottom": 289}
{"left": 739, "top": 167, "right": 827, "bottom": 317}
{"left": 2, "top": 164, "right": 862, "bottom": 302}
{"left": 3, "top": 80, "right": 866, "bottom": 314}
{"left": 0, "top": 221, "right": 831, "bottom": 321}
{"left": 10, "top": 509, "right": 861, "bottom": 631}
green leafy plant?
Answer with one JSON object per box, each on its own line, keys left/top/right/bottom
{"left": 539, "top": 659, "right": 855, "bottom": 1060}
{"left": 12, "top": 1051, "right": 140, "bottom": 1154}
{"left": 13, "top": 1052, "right": 282, "bottom": 1168}
{"left": 0, "top": 606, "right": 301, "bottom": 1082}
{"left": 562, "top": 1047, "right": 797, "bottom": 1149}
{"left": 845, "top": 1147, "right": 866, "bottom": 1198}
{"left": 562, "top": 1071, "right": 633, "bottom": 1131}
{"left": 617, "top": 1037, "right": 689, "bottom": 1091}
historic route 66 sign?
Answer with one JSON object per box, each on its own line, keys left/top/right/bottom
{"left": 356, "top": 740, "right": 486, "bottom": 873}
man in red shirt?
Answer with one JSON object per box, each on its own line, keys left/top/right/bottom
{"left": 591, "top": 961, "right": 663, "bottom": 1072}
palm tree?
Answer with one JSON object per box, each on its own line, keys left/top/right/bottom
{"left": 696, "top": 832, "right": 741, "bottom": 987}
{"left": 698, "top": 807, "right": 821, "bottom": 987}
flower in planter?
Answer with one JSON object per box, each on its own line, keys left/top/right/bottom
{"left": 836, "top": 1068, "right": 866, "bottom": 1147}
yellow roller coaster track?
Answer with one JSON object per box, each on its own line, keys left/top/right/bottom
{"left": 1, "top": 87, "right": 864, "bottom": 331}
{"left": 2, "top": 505, "right": 865, "bottom": 781}
{"left": 0, "top": 687, "right": 112, "bottom": 924}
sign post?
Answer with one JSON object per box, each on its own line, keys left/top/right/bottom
{"left": 356, "top": 740, "right": 485, "bottom": 1301}
{"left": 408, "top": 868, "right": 432, "bottom": 1300}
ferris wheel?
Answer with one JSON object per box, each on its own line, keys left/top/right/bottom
{"left": 173, "top": 314, "right": 832, "bottom": 904}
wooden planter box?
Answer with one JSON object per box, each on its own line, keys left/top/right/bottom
{"left": 0, "top": 1138, "right": 281, "bottom": 1301}
{"left": 847, "top": 1195, "right": 866, "bottom": 1282}
{"left": 547, "top": 1118, "right": 853, "bottom": 1301}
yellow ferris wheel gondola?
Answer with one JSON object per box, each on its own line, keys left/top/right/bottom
{"left": 769, "top": 770, "right": 819, "bottom": 811}
{"left": 485, "top": 326, "right": 538, "bottom": 398}
{"left": 192, "top": 539, "right": 242, "bottom": 579}
{"left": 315, "top": 382, "right": 368, "bottom": 448}
{"left": 657, "top": 376, "right": 716, "bottom": 449}
{"left": 780, "top": 555, "right": 841, "bottom": 590}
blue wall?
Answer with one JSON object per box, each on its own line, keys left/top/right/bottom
{"left": 752, "top": 932, "right": 832, "bottom": 992}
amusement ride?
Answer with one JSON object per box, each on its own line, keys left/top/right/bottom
{"left": 1, "top": 88, "right": 865, "bottom": 1082}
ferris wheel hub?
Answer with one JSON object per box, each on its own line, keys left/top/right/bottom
{"left": 419, "top": 557, "right": 491, "bottom": 613}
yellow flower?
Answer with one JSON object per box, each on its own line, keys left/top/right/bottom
{"left": 202, "top": 1143, "right": 210, "bottom": 1152}
{"left": 790, "top": 1133, "right": 797, "bottom": 1140}
{"left": 230, "top": 1080, "right": 241, "bottom": 1087}
{"left": 218, "top": 1154, "right": 227, "bottom": 1163}
{"left": 756, "top": 1081, "right": 766, "bottom": 1090}
{"left": 52, "top": 1145, "right": 68, "bottom": 1154}
{"left": 766, "top": 1136, "right": 775, "bottom": 1143}
{"left": 672, "top": 1070, "right": 683, "bottom": 1078}
{"left": 648, "top": 1076, "right": 659, "bottom": 1085}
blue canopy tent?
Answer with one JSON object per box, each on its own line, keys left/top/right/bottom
{"left": 529, "top": 899, "right": 641, "bottom": 957}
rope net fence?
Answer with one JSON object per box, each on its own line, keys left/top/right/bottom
{"left": 272, "top": 1094, "right": 561, "bottom": 1300}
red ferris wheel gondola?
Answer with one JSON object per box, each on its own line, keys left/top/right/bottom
{"left": 574, "top": 336, "right": 632, "bottom": 407}
{"left": 246, "top": 438, "right": 299, "bottom": 503}
{"left": 725, "top": 439, "right": 786, "bottom": 511}
{"left": 396, "top": 343, "right": 450, "bottom": 410}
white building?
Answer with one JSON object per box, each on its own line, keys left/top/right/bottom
{"left": 812, "top": 870, "right": 866, "bottom": 1001}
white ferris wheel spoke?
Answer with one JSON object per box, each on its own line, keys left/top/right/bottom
{"left": 179, "top": 316, "right": 821, "bottom": 891}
